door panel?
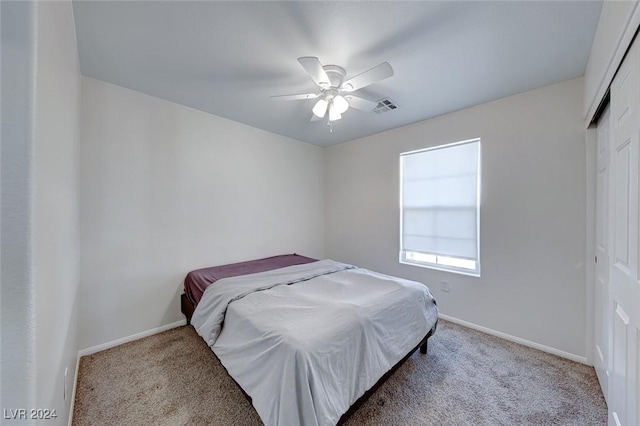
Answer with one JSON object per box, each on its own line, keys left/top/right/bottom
{"left": 611, "top": 303, "right": 630, "bottom": 425}
{"left": 613, "top": 140, "right": 631, "bottom": 272}
{"left": 608, "top": 34, "right": 639, "bottom": 426}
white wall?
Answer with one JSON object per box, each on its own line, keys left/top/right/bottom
{"left": 583, "top": 0, "right": 640, "bottom": 123}
{"left": 1, "top": 0, "right": 37, "bottom": 415}
{"left": 325, "top": 77, "right": 587, "bottom": 358}
{"left": 32, "top": 1, "right": 81, "bottom": 424}
{"left": 79, "top": 78, "right": 325, "bottom": 350}
{"left": 1, "top": 1, "right": 81, "bottom": 424}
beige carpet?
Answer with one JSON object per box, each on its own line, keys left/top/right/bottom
{"left": 73, "top": 321, "right": 606, "bottom": 425}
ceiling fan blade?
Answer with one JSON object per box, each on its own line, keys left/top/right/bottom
{"left": 310, "top": 114, "right": 321, "bottom": 122}
{"left": 343, "top": 62, "right": 393, "bottom": 92}
{"left": 298, "top": 57, "right": 331, "bottom": 88}
{"left": 270, "top": 93, "right": 319, "bottom": 101}
{"left": 346, "top": 95, "right": 378, "bottom": 112}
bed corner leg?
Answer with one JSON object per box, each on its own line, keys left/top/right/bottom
{"left": 420, "top": 321, "right": 437, "bottom": 355}
{"left": 181, "top": 293, "right": 195, "bottom": 327}
{"left": 419, "top": 339, "right": 428, "bottom": 354}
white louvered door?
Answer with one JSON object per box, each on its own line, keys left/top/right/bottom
{"left": 608, "top": 35, "right": 640, "bottom": 426}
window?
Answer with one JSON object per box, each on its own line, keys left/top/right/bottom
{"left": 400, "top": 139, "right": 481, "bottom": 276}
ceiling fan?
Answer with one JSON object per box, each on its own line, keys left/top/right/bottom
{"left": 271, "top": 57, "right": 394, "bottom": 129}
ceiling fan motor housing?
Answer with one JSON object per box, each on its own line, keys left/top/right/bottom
{"left": 322, "top": 65, "right": 347, "bottom": 89}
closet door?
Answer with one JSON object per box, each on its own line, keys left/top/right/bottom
{"left": 608, "top": 35, "right": 639, "bottom": 426}
{"left": 594, "top": 104, "right": 611, "bottom": 403}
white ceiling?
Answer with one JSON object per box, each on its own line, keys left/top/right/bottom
{"left": 72, "top": 1, "right": 602, "bottom": 147}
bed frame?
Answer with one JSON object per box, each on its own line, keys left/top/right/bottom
{"left": 180, "top": 293, "right": 437, "bottom": 424}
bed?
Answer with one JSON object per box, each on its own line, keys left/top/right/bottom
{"left": 181, "top": 254, "right": 438, "bottom": 426}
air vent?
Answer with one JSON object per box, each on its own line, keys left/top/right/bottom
{"left": 373, "top": 98, "right": 399, "bottom": 114}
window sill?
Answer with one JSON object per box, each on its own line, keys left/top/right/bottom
{"left": 399, "top": 259, "right": 481, "bottom": 277}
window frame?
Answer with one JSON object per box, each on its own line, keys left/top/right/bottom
{"left": 399, "top": 138, "right": 481, "bottom": 277}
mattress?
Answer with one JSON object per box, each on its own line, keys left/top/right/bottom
{"left": 192, "top": 259, "right": 438, "bottom": 426}
{"left": 183, "top": 253, "right": 317, "bottom": 304}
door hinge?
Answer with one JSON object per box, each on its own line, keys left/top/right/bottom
{"left": 595, "top": 256, "right": 598, "bottom": 263}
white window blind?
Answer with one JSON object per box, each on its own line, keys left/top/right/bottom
{"left": 400, "top": 139, "right": 480, "bottom": 275}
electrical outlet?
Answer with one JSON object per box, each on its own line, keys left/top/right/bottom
{"left": 64, "top": 367, "right": 68, "bottom": 400}
{"left": 440, "top": 280, "right": 450, "bottom": 293}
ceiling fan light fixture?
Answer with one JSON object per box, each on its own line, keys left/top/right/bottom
{"left": 312, "top": 98, "right": 329, "bottom": 118}
{"left": 333, "top": 95, "right": 349, "bottom": 114}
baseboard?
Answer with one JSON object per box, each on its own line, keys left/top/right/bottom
{"left": 77, "top": 319, "right": 187, "bottom": 357}
{"left": 68, "top": 353, "right": 80, "bottom": 426}
{"left": 438, "top": 313, "right": 590, "bottom": 365}
{"left": 69, "top": 319, "right": 187, "bottom": 426}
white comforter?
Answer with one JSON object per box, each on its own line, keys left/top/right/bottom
{"left": 191, "top": 260, "right": 438, "bottom": 426}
